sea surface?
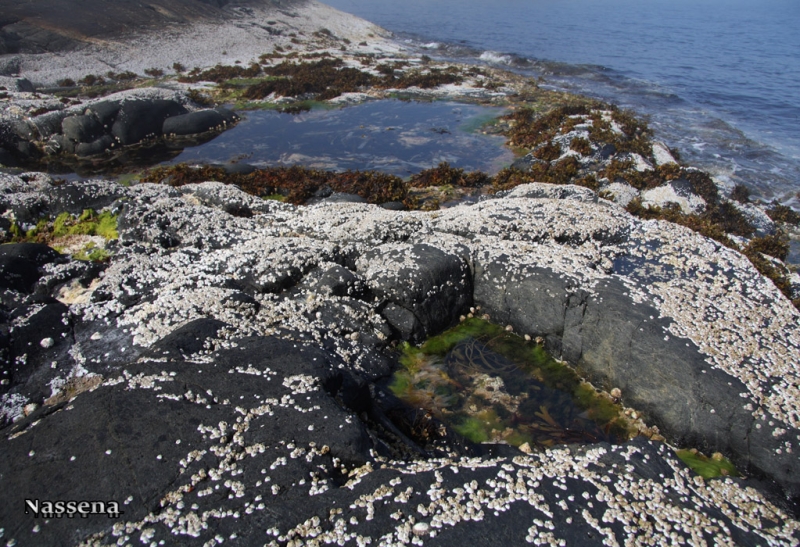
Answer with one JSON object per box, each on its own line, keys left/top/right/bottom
{"left": 325, "top": 0, "right": 800, "bottom": 206}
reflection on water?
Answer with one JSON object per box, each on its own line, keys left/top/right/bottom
{"left": 167, "top": 100, "right": 513, "bottom": 177}
{"left": 390, "top": 318, "right": 633, "bottom": 450}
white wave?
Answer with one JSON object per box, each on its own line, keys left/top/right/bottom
{"left": 478, "top": 51, "right": 513, "bottom": 65}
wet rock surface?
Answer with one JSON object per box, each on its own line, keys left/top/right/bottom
{"left": 1, "top": 175, "right": 799, "bottom": 545}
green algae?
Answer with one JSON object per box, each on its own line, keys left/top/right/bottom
{"left": 7, "top": 209, "right": 118, "bottom": 262}
{"left": 52, "top": 210, "right": 119, "bottom": 240}
{"left": 390, "top": 318, "right": 635, "bottom": 449}
{"left": 676, "top": 449, "right": 739, "bottom": 479}
{"left": 71, "top": 242, "right": 112, "bottom": 262}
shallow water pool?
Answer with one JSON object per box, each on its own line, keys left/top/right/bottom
{"left": 390, "top": 318, "right": 634, "bottom": 450}
{"left": 167, "top": 99, "right": 514, "bottom": 176}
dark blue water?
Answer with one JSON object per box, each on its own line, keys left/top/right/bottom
{"left": 326, "top": 0, "right": 800, "bottom": 206}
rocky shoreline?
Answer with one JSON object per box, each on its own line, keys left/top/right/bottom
{"left": 2, "top": 1, "right": 800, "bottom": 545}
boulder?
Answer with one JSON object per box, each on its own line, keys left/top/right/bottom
{"left": 0, "top": 76, "right": 33, "bottom": 92}
{"left": 0, "top": 243, "right": 61, "bottom": 293}
{"left": 74, "top": 134, "right": 114, "bottom": 157}
{"left": 46, "top": 179, "right": 126, "bottom": 214}
{"left": 214, "top": 106, "right": 239, "bottom": 125}
{"left": 29, "top": 110, "right": 67, "bottom": 140}
{"left": 61, "top": 114, "right": 104, "bottom": 143}
{"left": 111, "top": 99, "right": 187, "bottom": 145}
{"left": 357, "top": 243, "right": 472, "bottom": 339}
{"left": 321, "top": 192, "right": 368, "bottom": 204}
{"left": 162, "top": 108, "right": 224, "bottom": 136}
{"left": 85, "top": 100, "right": 121, "bottom": 127}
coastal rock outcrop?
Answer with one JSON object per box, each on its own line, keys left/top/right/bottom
{"left": 0, "top": 89, "right": 239, "bottom": 166}
{"left": 1, "top": 174, "right": 799, "bottom": 545}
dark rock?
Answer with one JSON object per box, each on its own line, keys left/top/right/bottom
{"left": 0, "top": 243, "right": 61, "bottom": 293}
{"left": 75, "top": 134, "right": 114, "bottom": 156}
{"left": 29, "top": 110, "right": 67, "bottom": 140}
{"left": 299, "top": 264, "right": 365, "bottom": 298}
{"left": 61, "top": 114, "right": 104, "bottom": 143}
{"left": 510, "top": 153, "right": 535, "bottom": 171}
{"left": 214, "top": 106, "right": 239, "bottom": 124}
{"left": 0, "top": 145, "right": 18, "bottom": 167}
{"left": 0, "top": 336, "right": 374, "bottom": 546}
{"left": 313, "top": 184, "right": 333, "bottom": 198}
{"left": 111, "top": 99, "right": 187, "bottom": 145}
{"left": 162, "top": 108, "right": 224, "bottom": 136}
{"left": 358, "top": 243, "right": 472, "bottom": 337}
{"left": 46, "top": 133, "right": 75, "bottom": 154}
{"left": 474, "top": 259, "right": 799, "bottom": 497}
{"left": 4, "top": 301, "right": 71, "bottom": 397}
{"left": 8, "top": 118, "right": 34, "bottom": 140}
{"left": 381, "top": 302, "right": 422, "bottom": 341}
{"left": 86, "top": 100, "right": 121, "bottom": 127}
{"left": 12, "top": 139, "right": 38, "bottom": 159}
{"left": 32, "top": 259, "right": 105, "bottom": 299}
{"left": 0, "top": 119, "right": 37, "bottom": 163}
{"left": 14, "top": 77, "right": 33, "bottom": 92}
{"left": 597, "top": 143, "right": 617, "bottom": 160}
{"left": 46, "top": 179, "right": 126, "bottom": 214}
{"left": 307, "top": 298, "right": 391, "bottom": 349}
{"left": 147, "top": 317, "right": 229, "bottom": 358}
{"left": 0, "top": 55, "right": 20, "bottom": 76}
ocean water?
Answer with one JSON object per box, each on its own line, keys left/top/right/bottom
{"left": 325, "top": 0, "right": 800, "bottom": 206}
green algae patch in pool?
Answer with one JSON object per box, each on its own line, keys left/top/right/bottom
{"left": 676, "top": 449, "right": 739, "bottom": 480}
{"left": 390, "top": 318, "right": 636, "bottom": 449}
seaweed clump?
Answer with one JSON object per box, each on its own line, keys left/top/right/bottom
{"left": 234, "top": 60, "right": 463, "bottom": 102}
{"left": 243, "top": 59, "right": 373, "bottom": 101}
{"left": 490, "top": 157, "right": 586, "bottom": 192}
{"left": 409, "top": 162, "right": 490, "bottom": 189}
{"left": 766, "top": 203, "right": 800, "bottom": 226}
{"left": 140, "top": 163, "right": 408, "bottom": 206}
{"left": 179, "top": 63, "right": 263, "bottom": 84}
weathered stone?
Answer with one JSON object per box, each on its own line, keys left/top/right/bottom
{"left": 162, "top": 108, "right": 224, "bottom": 136}
{"left": 357, "top": 243, "right": 472, "bottom": 337}
{"left": 0, "top": 243, "right": 61, "bottom": 293}
{"left": 28, "top": 110, "right": 67, "bottom": 140}
{"left": 61, "top": 114, "right": 104, "bottom": 143}
{"left": 46, "top": 179, "right": 126, "bottom": 215}
{"left": 85, "top": 100, "right": 121, "bottom": 127}
{"left": 111, "top": 99, "right": 187, "bottom": 145}
{"left": 74, "top": 134, "right": 114, "bottom": 156}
